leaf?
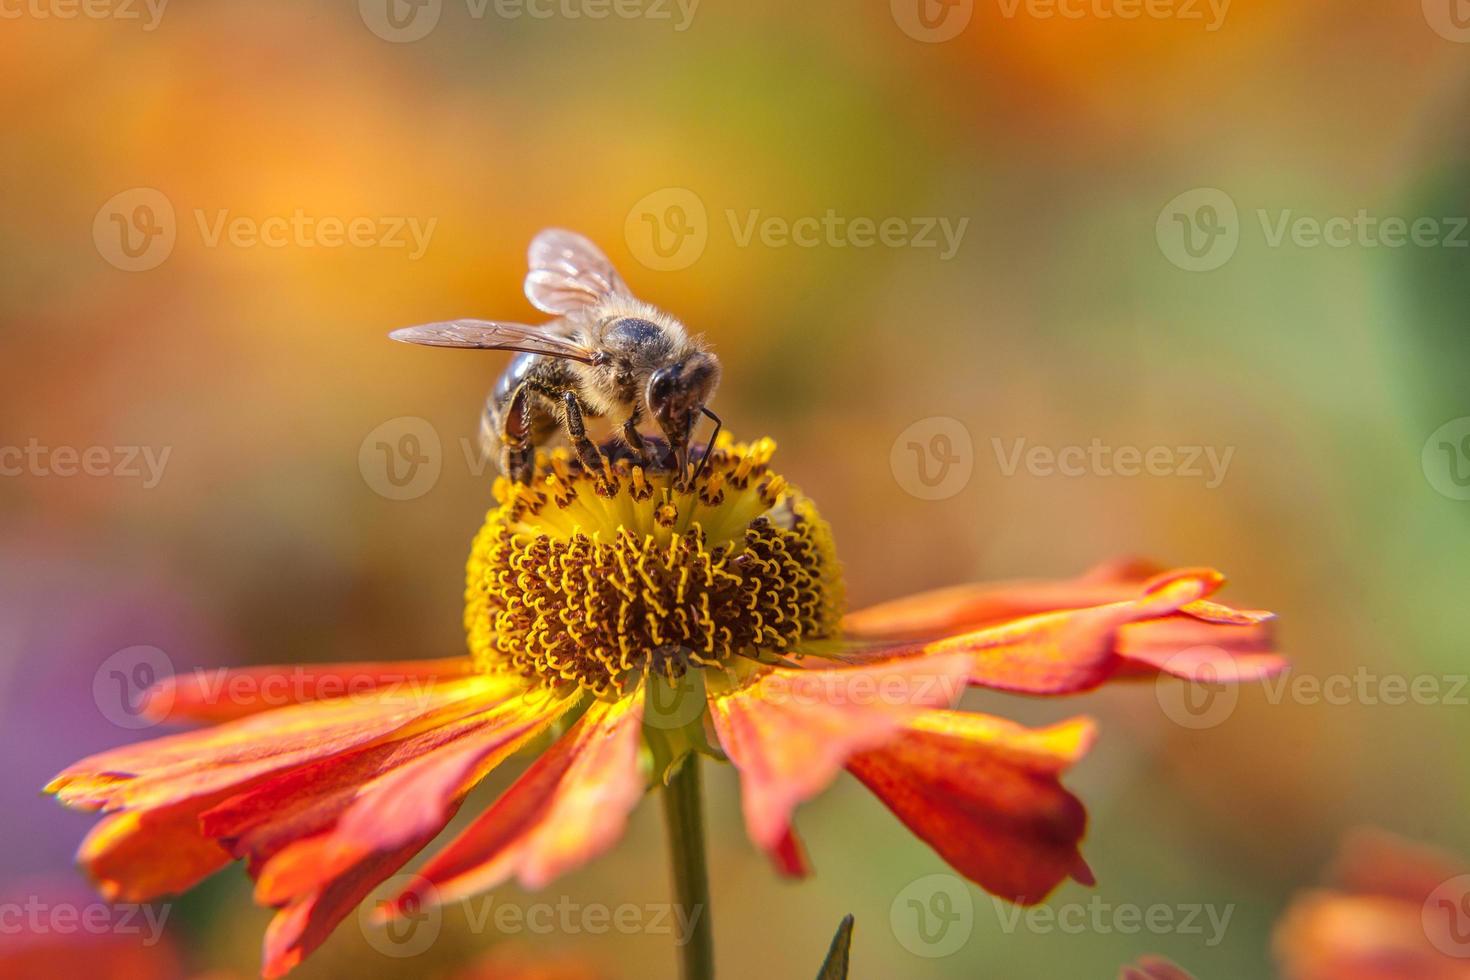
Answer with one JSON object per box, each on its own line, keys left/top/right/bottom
{"left": 815, "top": 914, "right": 854, "bottom": 980}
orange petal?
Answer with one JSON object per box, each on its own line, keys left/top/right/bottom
{"left": 385, "top": 690, "right": 647, "bottom": 912}
{"left": 48, "top": 674, "right": 518, "bottom": 812}
{"left": 708, "top": 655, "right": 968, "bottom": 855}
{"left": 1119, "top": 956, "right": 1197, "bottom": 980}
{"left": 261, "top": 829, "right": 441, "bottom": 979}
{"left": 846, "top": 710, "right": 1096, "bottom": 905}
{"left": 144, "top": 658, "right": 476, "bottom": 724}
{"left": 769, "top": 822, "right": 813, "bottom": 880}
{"left": 1272, "top": 890, "right": 1470, "bottom": 980}
{"left": 77, "top": 800, "right": 232, "bottom": 901}
{"left": 253, "top": 686, "right": 577, "bottom": 906}
{"left": 843, "top": 557, "right": 1166, "bottom": 641}
{"left": 849, "top": 569, "right": 1279, "bottom": 694}
{"left": 1327, "top": 827, "right": 1467, "bottom": 903}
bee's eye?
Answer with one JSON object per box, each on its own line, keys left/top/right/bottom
{"left": 649, "top": 369, "right": 675, "bottom": 400}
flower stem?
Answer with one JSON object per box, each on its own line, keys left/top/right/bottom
{"left": 662, "top": 754, "right": 715, "bottom": 980}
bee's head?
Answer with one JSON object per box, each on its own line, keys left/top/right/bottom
{"left": 647, "top": 351, "right": 721, "bottom": 475}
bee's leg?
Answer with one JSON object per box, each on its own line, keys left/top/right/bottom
{"left": 620, "top": 409, "right": 651, "bottom": 467}
{"left": 501, "top": 444, "right": 534, "bottom": 484}
{"left": 560, "top": 391, "right": 606, "bottom": 475}
{"left": 496, "top": 382, "right": 538, "bottom": 484}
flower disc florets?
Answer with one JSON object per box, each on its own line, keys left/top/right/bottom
{"left": 465, "top": 437, "right": 845, "bottom": 696}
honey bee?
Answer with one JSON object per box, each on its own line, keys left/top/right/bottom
{"left": 390, "top": 229, "right": 722, "bottom": 486}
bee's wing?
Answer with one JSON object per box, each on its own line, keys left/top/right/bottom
{"left": 389, "top": 319, "right": 598, "bottom": 364}
{"left": 524, "top": 228, "right": 632, "bottom": 315}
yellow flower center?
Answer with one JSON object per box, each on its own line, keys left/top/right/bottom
{"left": 465, "top": 437, "right": 845, "bottom": 696}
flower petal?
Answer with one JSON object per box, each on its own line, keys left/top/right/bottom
{"left": 144, "top": 658, "right": 477, "bottom": 724}
{"left": 261, "top": 830, "right": 440, "bottom": 979}
{"left": 1115, "top": 616, "right": 1285, "bottom": 683}
{"left": 1119, "top": 956, "right": 1197, "bottom": 980}
{"left": 48, "top": 674, "right": 516, "bottom": 812}
{"left": 843, "top": 557, "right": 1166, "bottom": 640}
{"left": 846, "top": 710, "right": 1095, "bottom": 905}
{"left": 769, "top": 822, "right": 813, "bottom": 880}
{"left": 708, "top": 655, "right": 968, "bottom": 856}
{"left": 848, "top": 568, "right": 1281, "bottom": 694}
{"left": 385, "top": 690, "right": 647, "bottom": 912}
{"left": 77, "top": 800, "right": 232, "bottom": 901}
{"left": 252, "top": 686, "right": 577, "bottom": 906}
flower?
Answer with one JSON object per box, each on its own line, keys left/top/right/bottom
{"left": 1119, "top": 957, "right": 1197, "bottom": 980}
{"left": 1274, "top": 828, "right": 1470, "bottom": 980}
{"left": 0, "top": 877, "right": 189, "bottom": 980}
{"left": 47, "top": 437, "right": 1285, "bottom": 976}
{"left": 1120, "top": 829, "right": 1470, "bottom": 980}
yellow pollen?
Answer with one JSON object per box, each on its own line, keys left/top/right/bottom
{"left": 464, "top": 436, "right": 845, "bottom": 696}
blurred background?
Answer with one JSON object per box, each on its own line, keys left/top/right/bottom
{"left": 3, "top": 1, "right": 1470, "bottom": 976}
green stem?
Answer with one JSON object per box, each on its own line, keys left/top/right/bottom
{"left": 661, "top": 754, "right": 715, "bottom": 980}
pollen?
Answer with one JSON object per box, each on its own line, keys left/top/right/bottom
{"left": 464, "top": 437, "right": 846, "bottom": 696}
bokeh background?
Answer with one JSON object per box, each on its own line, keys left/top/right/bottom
{"left": 4, "top": 1, "right": 1470, "bottom": 977}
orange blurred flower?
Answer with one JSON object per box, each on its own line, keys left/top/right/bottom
{"left": 1121, "top": 829, "right": 1470, "bottom": 980}
{"left": 1275, "top": 829, "right": 1470, "bottom": 980}
{"left": 48, "top": 438, "right": 1283, "bottom": 976}
{"left": 0, "top": 878, "right": 186, "bottom": 980}
{"left": 1119, "top": 956, "right": 1197, "bottom": 980}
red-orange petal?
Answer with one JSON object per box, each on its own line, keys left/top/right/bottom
{"left": 144, "top": 658, "right": 477, "bottom": 724}
{"left": 768, "top": 822, "right": 813, "bottom": 880}
{"left": 843, "top": 557, "right": 1166, "bottom": 640}
{"left": 846, "top": 710, "right": 1096, "bottom": 905}
{"left": 77, "top": 800, "right": 232, "bottom": 902}
{"left": 261, "top": 828, "right": 442, "bottom": 979}
{"left": 848, "top": 568, "right": 1282, "bottom": 694}
{"left": 1119, "top": 956, "right": 1197, "bottom": 980}
{"left": 708, "top": 655, "right": 969, "bottom": 856}
{"left": 1323, "top": 827, "right": 1465, "bottom": 904}
{"left": 253, "top": 686, "right": 577, "bottom": 907}
{"left": 384, "top": 689, "right": 647, "bottom": 913}
{"left": 48, "top": 674, "right": 517, "bottom": 813}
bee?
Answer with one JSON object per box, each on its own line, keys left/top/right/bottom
{"left": 390, "top": 229, "right": 722, "bottom": 487}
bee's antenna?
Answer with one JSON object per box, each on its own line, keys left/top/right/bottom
{"left": 693, "top": 406, "right": 723, "bottom": 484}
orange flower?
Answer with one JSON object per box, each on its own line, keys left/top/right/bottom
{"left": 1274, "top": 829, "right": 1470, "bottom": 980}
{"left": 47, "top": 438, "right": 1284, "bottom": 976}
